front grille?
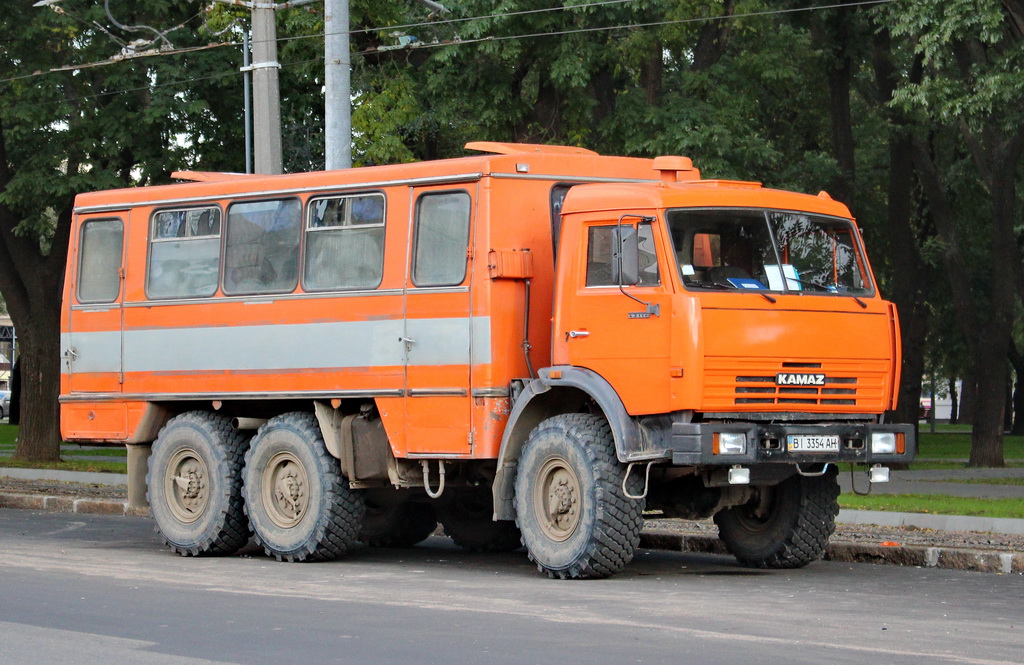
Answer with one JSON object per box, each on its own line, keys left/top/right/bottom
{"left": 702, "top": 358, "right": 890, "bottom": 411}
{"left": 734, "top": 373, "right": 858, "bottom": 405}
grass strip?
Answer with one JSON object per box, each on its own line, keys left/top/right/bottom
{"left": 912, "top": 477, "right": 1024, "bottom": 486}
{"left": 59, "top": 448, "right": 128, "bottom": 457}
{"left": 839, "top": 493, "right": 1024, "bottom": 520}
{"left": 910, "top": 461, "right": 1024, "bottom": 471}
{"left": 917, "top": 432, "right": 1024, "bottom": 459}
{"left": 0, "top": 459, "right": 127, "bottom": 474}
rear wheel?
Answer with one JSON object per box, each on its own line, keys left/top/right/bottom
{"left": 514, "top": 413, "right": 645, "bottom": 579}
{"left": 713, "top": 466, "right": 840, "bottom": 568}
{"left": 439, "top": 487, "right": 522, "bottom": 552}
{"left": 360, "top": 498, "right": 437, "bottom": 548}
{"left": 243, "top": 412, "right": 365, "bottom": 562}
{"left": 147, "top": 411, "right": 251, "bottom": 556}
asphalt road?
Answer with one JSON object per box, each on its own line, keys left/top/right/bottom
{"left": 0, "top": 510, "right": 1021, "bottom": 665}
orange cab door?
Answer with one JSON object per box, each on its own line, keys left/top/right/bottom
{"left": 66, "top": 213, "right": 127, "bottom": 395}
{"left": 557, "top": 217, "right": 674, "bottom": 415}
{"left": 402, "top": 186, "right": 477, "bottom": 455}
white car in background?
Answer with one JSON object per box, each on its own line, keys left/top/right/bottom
{"left": 0, "top": 390, "right": 9, "bottom": 420}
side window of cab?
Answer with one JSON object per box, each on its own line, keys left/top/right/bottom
{"left": 585, "top": 221, "right": 660, "bottom": 287}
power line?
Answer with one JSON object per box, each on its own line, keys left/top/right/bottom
{"left": 0, "top": 0, "right": 895, "bottom": 87}
{"left": 0, "top": 0, "right": 897, "bottom": 106}
{"left": 0, "top": 42, "right": 232, "bottom": 85}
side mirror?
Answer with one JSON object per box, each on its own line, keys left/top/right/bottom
{"left": 615, "top": 225, "right": 639, "bottom": 286}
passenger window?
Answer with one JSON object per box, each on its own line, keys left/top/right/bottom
{"left": 304, "top": 194, "right": 385, "bottom": 291}
{"left": 147, "top": 207, "right": 222, "bottom": 299}
{"left": 586, "top": 226, "right": 616, "bottom": 286}
{"left": 78, "top": 219, "right": 123, "bottom": 304}
{"left": 223, "top": 198, "right": 301, "bottom": 295}
{"left": 412, "top": 191, "right": 471, "bottom": 287}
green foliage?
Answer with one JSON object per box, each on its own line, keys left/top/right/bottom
{"left": 0, "top": 0, "right": 247, "bottom": 226}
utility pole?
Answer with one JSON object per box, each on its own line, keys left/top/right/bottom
{"left": 249, "top": 1, "right": 283, "bottom": 174}
{"left": 324, "top": 0, "right": 351, "bottom": 170}
{"left": 242, "top": 29, "right": 253, "bottom": 174}
{"left": 212, "top": 0, "right": 446, "bottom": 174}
{"left": 323, "top": 0, "right": 448, "bottom": 170}
{"left": 211, "top": 0, "right": 321, "bottom": 175}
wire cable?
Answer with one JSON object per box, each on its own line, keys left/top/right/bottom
{"left": 0, "top": 0, "right": 898, "bottom": 106}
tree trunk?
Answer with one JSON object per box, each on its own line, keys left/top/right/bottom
{"left": 959, "top": 371, "right": 977, "bottom": 425}
{"left": 691, "top": 0, "right": 733, "bottom": 72}
{"left": 1009, "top": 344, "right": 1024, "bottom": 435}
{"left": 964, "top": 139, "right": 1022, "bottom": 466}
{"left": 0, "top": 119, "right": 70, "bottom": 462}
{"left": 948, "top": 375, "right": 959, "bottom": 424}
{"left": 873, "top": 31, "right": 928, "bottom": 426}
{"left": 823, "top": 6, "right": 857, "bottom": 208}
{"left": 969, "top": 356, "right": 1007, "bottom": 466}
{"left": 10, "top": 313, "right": 62, "bottom": 462}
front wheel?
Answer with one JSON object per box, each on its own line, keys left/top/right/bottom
{"left": 714, "top": 466, "right": 840, "bottom": 569}
{"left": 243, "top": 412, "right": 365, "bottom": 562}
{"left": 514, "top": 414, "right": 645, "bottom": 579}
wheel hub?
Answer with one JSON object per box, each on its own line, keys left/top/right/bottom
{"left": 165, "top": 448, "right": 208, "bottom": 524}
{"left": 263, "top": 451, "right": 309, "bottom": 528}
{"left": 535, "top": 457, "right": 581, "bottom": 542}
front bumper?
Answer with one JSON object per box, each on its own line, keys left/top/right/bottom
{"left": 668, "top": 422, "right": 916, "bottom": 467}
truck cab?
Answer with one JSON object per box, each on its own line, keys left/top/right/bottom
{"left": 494, "top": 164, "right": 913, "bottom": 577}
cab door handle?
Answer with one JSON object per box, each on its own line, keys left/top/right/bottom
{"left": 566, "top": 330, "right": 590, "bottom": 340}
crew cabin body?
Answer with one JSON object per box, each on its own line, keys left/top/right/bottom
{"left": 60, "top": 143, "right": 673, "bottom": 459}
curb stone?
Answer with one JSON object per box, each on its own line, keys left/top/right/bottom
{"left": 638, "top": 532, "right": 1024, "bottom": 575}
{"left": 0, "top": 491, "right": 149, "bottom": 517}
{"left": 2, "top": 489, "right": 1020, "bottom": 574}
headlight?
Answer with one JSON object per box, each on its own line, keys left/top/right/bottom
{"left": 871, "top": 432, "right": 896, "bottom": 454}
{"left": 716, "top": 432, "right": 747, "bottom": 455}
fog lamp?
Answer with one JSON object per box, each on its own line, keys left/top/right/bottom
{"left": 869, "top": 465, "right": 890, "bottom": 483}
{"left": 717, "top": 432, "right": 747, "bottom": 455}
{"left": 870, "top": 432, "right": 896, "bottom": 454}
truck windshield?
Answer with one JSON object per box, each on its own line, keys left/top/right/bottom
{"left": 666, "top": 208, "right": 873, "bottom": 296}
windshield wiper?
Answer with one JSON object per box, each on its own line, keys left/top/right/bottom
{"left": 685, "top": 280, "right": 731, "bottom": 290}
{"left": 788, "top": 278, "right": 867, "bottom": 309}
{"left": 687, "top": 279, "right": 777, "bottom": 303}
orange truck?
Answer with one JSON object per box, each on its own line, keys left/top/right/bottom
{"left": 61, "top": 142, "right": 914, "bottom": 578}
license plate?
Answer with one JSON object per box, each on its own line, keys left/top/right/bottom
{"left": 787, "top": 435, "right": 840, "bottom": 452}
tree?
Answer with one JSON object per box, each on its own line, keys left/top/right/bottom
{"left": 888, "top": 0, "right": 1024, "bottom": 466}
{"left": 0, "top": 1, "right": 243, "bottom": 461}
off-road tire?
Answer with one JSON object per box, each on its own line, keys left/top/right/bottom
{"left": 713, "top": 466, "right": 840, "bottom": 569}
{"left": 147, "top": 411, "right": 251, "bottom": 556}
{"left": 243, "top": 412, "right": 365, "bottom": 562}
{"left": 439, "top": 487, "right": 522, "bottom": 553}
{"left": 514, "top": 413, "right": 645, "bottom": 579}
{"left": 360, "top": 500, "right": 437, "bottom": 548}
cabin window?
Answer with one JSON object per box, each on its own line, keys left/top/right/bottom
{"left": 303, "top": 193, "right": 385, "bottom": 291}
{"left": 223, "top": 198, "right": 301, "bottom": 295}
{"left": 78, "top": 218, "right": 124, "bottom": 304}
{"left": 585, "top": 222, "right": 660, "bottom": 287}
{"left": 412, "top": 191, "right": 471, "bottom": 287}
{"left": 147, "top": 207, "right": 222, "bottom": 299}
